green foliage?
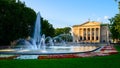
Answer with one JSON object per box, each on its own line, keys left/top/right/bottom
{"left": 109, "top": 1, "right": 120, "bottom": 41}
{"left": 0, "top": 0, "right": 36, "bottom": 45}
{"left": 54, "top": 27, "right": 72, "bottom": 42}
{"left": 41, "top": 18, "right": 55, "bottom": 37}
{"left": 109, "top": 14, "right": 120, "bottom": 40}
{"left": 55, "top": 27, "right": 71, "bottom": 36}
{"left": 0, "top": 0, "right": 55, "bottom": 45}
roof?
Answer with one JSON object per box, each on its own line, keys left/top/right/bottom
{"left": 72, "top": 21, "right": 101, "bottom": 27}
{"left": 100, "top": 24, "right": 109, "bottom": 26}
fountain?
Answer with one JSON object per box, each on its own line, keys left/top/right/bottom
{"left": 32, "top": 12, "right": 41, "bottom": 49}
{"left": 15, "top": 12, "right": 46, "bottom": 50}
{"left": 0, "top": 12, "right": 100, "bottom": 59}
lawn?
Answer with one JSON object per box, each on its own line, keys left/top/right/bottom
{"left": 0, "top": 45, "right": 120, "bottom": 68}
{"left": 115, "top": 45, "right": 120, "bottom": 52}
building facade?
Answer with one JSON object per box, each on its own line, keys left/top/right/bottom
{"left": 72, "top": 21, "right": 109, "bottom": 43}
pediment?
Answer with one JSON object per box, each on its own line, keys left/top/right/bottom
{"left": 80, "top": 21, "right": 100, "bottom": 26}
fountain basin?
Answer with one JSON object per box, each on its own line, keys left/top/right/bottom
{"left": 0, "top": 45, "right": 101, "bottom": 59}
{"left": 0, "top": 45, "right": 100, "bottom": 55}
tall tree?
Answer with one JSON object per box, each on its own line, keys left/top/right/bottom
{"left": 109, "top": 14, "right": 120, "bottom": 40}
{"left": 0, "top": 0, "right": 36, "bottom": 45}
{"left": 109, "top": 0, "right": 120, "bottom": 42}
{"left": 0, "top": 0, "right": 55, "bottom": 45}
{"left": 41, "top": 18, "right": 55, "bottom": 37}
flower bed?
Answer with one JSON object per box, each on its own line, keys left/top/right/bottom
{"left": 38, "top": 54, "right": 80, "bottom": 59}
{"left": 38, "top": 45, "right": 119, "bottom": 59}
{"left": 0, "top": 55, "right": 19, "bottom": 60}
{"left": 99, "top": 45, "right": 118, "bottom": 55}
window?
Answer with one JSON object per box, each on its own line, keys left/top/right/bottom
{"left": 96, "top": 36, "right": 98, "bottom": 40}
{"left": 88, "top": 37, "right": 90, "bottom": 40}
{"left": 84, "top": 37, "right": 86, "bottom": 40}
{"left": 92, "top": 37, "right": 94, "bottom": 40}
{"left": 80, "top": 36, "right": 82, "bottom": 40}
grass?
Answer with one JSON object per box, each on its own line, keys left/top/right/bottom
{"left": 114, "top": 45, "right": 120, "bottom": 52}
{"left": 0, "top": 45, "right": 120, "bottom": 68}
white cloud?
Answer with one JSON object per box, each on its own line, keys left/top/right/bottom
{"left": 97, "top": 17, "right": 101, "bottom": 21}
{"left": 104, "top": 16, "right": 109, "bottom": 20}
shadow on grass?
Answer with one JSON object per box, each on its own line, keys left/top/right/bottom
{"left": 0, "top": 53, "right": 120, "bottom": 68}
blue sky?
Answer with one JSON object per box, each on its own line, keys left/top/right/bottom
{"left": 20, "top": 0, "right": 118, "bottom": 28}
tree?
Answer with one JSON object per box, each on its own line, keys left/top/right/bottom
{"left": 41, "top": 18, "right": 55, "bottom": 37}
{"left": 0, "top": 0, "right": 55, "bottom": 45}
{"left": 109, "top": 14, "right": 120, "bottom": 40}
{"left": 0, "top": 0, "right": 36, "bottom": 45}
{"left": 54, "top": 27, "right": 72, "bottom": 42}
{"left": 109, "top": 1, "right": 120, "bottom": 42}
{"left": 55, "top": 27, "right": 71, "bottom": 36}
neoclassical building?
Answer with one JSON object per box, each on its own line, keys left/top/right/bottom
{"left": 72, "top": 21, "right": 110, "bottom": 43}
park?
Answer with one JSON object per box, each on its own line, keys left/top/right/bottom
{"left": 0, "top": 0, "right": 120, "bottom": 68}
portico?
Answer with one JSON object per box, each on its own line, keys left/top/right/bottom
{"left": 79, "top": 27, "right": 100, "bottom": 42}
{"left": 72, "top": 21, "right": 108, "bottom": 43}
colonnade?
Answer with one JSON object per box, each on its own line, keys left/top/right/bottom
{"left": 79, "top": 28, "right": 100, "bottom": 42}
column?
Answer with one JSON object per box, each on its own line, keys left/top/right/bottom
{"left": 94, "top": 28, "right": 96, "bottom": 41}
{"left": 107, "top": 29, "right": 109, "bottom": 43}
{"left": 78, "top": 28, "right": 80, "bottom": 42}
{"left": 90, "top": 28, "right": 92, "bottom": 41}
{"left": 86, "top": 28, "right": 88, "bottom": 41}
{"left": 98, "top": 28, "right": 100, "bottom": 42}
{"left": 82, "top": 28, "right": 84, "bottom": 41}
{"left": 79, "top": 28, "right": 81, "bottom": 41}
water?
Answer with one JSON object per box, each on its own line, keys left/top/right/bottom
{"left": 15, "top": 12, "right": 75, "bottom": 51}
{"left": 15, "top": 12, "right": 72, "bottom": 51}
{"left": 0, "top": 12, "right": 100, "bottom": 59}
{"left": 16, "top": 12, "right": 46, "bottom": 50}
{"left": 45, "top": 36, "right": 54, "bottom": 46}
{"left": 32, "top": 12, "right": 41, "bottom": 49}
